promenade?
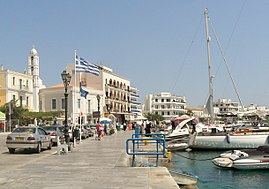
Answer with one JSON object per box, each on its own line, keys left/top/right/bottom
{"left": 0, "top": 131, "right": 179, "bottom": 189}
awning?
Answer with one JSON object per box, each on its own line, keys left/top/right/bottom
{"left": 0, "top": 111, "right": 6, "bottom": 121}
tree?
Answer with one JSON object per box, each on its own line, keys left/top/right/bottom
{"left": 145, "top": 112, "right": 164, "bottom": 122}
{"left": 186, "top": 110, "right": 194, "bottom": 116}
{"left": 0, "top": 100, "right": 61, "bottom": 126}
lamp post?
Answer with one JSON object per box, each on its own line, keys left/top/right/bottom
{"left": 97, "top": 94, "right": 100, "bottom": 121}
{"left": 61, "top": 70, "right": 72, "bottom": 144}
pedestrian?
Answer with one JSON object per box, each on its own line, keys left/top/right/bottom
{"left": 140, "top": 123, "right": 144, "bottom": 134}
{"left": 96, "top": 121, "right": 103, "bottom": 140}
{"left": 104, "top": 124, "right": 108, "bottom": 135}
{"left": 145, "top": 122, "right": 151, "bottom": 137}
{"left": 128, "top": 123, "right": 132, "bottom": 130}
{"left": 123, "top": 122, "right": 127, "bottom": 131}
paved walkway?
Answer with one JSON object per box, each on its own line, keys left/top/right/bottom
{"left": 0, "top": 131, "right": 179, "bottom": 189}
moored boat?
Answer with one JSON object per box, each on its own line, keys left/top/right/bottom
{"left": 166, "top": 142, "right": 189, "bottom": 151}
{"left": 212, "top": 147, "right": 269, "bottom": 170}
{"left": 169, "top": 169, "right": 199, "bottom": 185}
{"left": 189, "top": 133, "right": 269, "bottom": 150}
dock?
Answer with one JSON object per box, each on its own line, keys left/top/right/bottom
{"left": 0, "top": 131, "right": 179, "bottom": 189}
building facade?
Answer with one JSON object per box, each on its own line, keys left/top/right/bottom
{"left": 0, "top": 47, "right": 44, "bottom": 111}
{"left": 144, "top": 92, "right": 186, "bottom": 121}
{"left": 130, "top": 86, "right": 142, "bottom": 118}
{"left": 214, "top": 98, "right": 239, "bottom": 115}
{"left": 40, "top": 64, "right": 134, "bottom": 125}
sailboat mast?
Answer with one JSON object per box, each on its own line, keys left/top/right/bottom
{"left": 204, "top": 8, "right": 214, "bottom": 119}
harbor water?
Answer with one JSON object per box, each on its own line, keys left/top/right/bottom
{"left": 172, "top": 151, "right": 269, "bottom": 189}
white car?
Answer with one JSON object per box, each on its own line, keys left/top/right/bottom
{"left": 6, "top": 126, "right": 52, "bottom": 154}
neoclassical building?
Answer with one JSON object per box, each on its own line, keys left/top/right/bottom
{"left": 40, "top": 64, "right": 134, "bottom": 125}
{"left": 0, "top": 47, "right": 44, "bottom": 112}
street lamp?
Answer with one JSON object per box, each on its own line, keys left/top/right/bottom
{"left": 61, "top": 70, "right": 72, "bottom": 144}
{"left": 97, "top": 94, "right": 100, "bottom": 121}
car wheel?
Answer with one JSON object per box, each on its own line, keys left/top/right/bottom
{"left": 48, "top": 140, "right": 52, "bottom": 150}
{"left": 36, "top": 142, "right": 42, "bottom": 153}
{"left": 8, "top": 148, "right": 15, "bottom": 154}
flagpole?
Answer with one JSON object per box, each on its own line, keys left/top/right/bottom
{"left": 73, "top": 50, "right": 77, "bottom": 147}
{"left": 79, "top": 70, "right": 82, "bottom": 143}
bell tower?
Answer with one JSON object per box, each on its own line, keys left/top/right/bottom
{"left": 28, "top": 46, "right": 40, "bottom": 112}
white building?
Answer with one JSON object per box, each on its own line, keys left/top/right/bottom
{"left": 130, "top": 86, "right": 142, "bottom": 118}
{"left": 0, "top": 47, "right": 44, "bottom": 111}
{"left": 40, "top": 63, "right": 134, "bottom": 125}
{"left": 144, "top": 92, "right": 186, "bottom": 121}
{"left": 214, "top": 98, "right": 239, "bottom": 115}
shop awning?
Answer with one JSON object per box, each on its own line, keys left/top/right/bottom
{"left": 0, "top": 111, "right": 6, "bottom": 121}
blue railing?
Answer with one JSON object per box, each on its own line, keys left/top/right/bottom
{"left": 126, "top": 133, "right": 166, "bottom": 167}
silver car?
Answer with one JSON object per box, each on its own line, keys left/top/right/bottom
{"left": 6, "top": 126, "right": 52, "bottom": 154}
{"left": 42, "top": 126, "right": 64, "bottom": 146}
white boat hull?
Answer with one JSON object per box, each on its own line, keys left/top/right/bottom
{"left": 233, "top": 159, "right": 269, "bottom": 170}
{"left": 166, "top": 143, "right": 188, "bottom": 151}
{"left": 169, "top": 170, "right": 198, "bottom": 185}
{"left": 212, "top": 148, "right": 269, "bottom": 170}
{"left": 190, "top": 134, "right": 269, "bottom": 150}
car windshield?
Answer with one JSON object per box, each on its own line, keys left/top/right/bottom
{"left": 13, "top": 127, "right": 36, "bottom": 134}
{"left": 43, "top": 127, "right": 57, "bottom": 131}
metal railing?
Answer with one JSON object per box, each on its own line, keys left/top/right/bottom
{"left": 126, "top": 133, "right": 166, "bottom": 167}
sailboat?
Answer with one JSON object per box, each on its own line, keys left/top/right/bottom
{"left": 188, "top": 9, "right": 269, "bottom": 150}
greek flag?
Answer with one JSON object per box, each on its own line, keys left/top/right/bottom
{"left": 75, "top": 55, "right": 100, "bottom": 76}
{"left": 80, "top": 82, "right": 89, "bottom": 99}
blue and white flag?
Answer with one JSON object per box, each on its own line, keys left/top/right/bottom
{"left": 75, "top": 55, "right": 100, "bottom": 76}
{"left": 80, "top": 82, "right": 89, "bottom": 99}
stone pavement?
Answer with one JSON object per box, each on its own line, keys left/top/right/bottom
{"left": 0, "top": 131, "right": 179, "bottom": 189}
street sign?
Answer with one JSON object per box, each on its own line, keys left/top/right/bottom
{"left": 93, "top": 111, "right": 100, "bottom": 118}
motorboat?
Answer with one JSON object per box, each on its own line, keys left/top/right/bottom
{"left": 166, "top": 116, "right": 197, "bottom": 141}
{"left": 212, "top": 146, "right": 269, "bottom": 170}
{"left": 169, "top": 169, "right": 199, "bottom": 185}
{"left": 166, "top": 141, "right": 189, "bottom": 151}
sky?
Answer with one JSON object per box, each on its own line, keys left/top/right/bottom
{"left": 1, "top": 0, "right": 269, "bottom": 107}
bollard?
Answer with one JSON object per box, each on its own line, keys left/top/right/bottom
{"left": 167, "top": 151, "right": 172, "bottom": 162}
{"left": 135, "top": 126, "right": 139, "bottom": 138}
{"left": 144, "top": 140, "right": 150, "bottom": 146}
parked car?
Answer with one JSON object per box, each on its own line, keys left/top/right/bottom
{"left": 58, "top": 126, "right": 73, "bottom": 142}
{"left": 75, "top": 126, "right": 89, "bottom": 139}
{"left": 6, "top": 126, "right": 52, "bottom": 154}
{"left": 42, "top": 126, "right": 64, "bottom": 146}
{"left": 84, "top": 125, "right": 95, "bottom": 137}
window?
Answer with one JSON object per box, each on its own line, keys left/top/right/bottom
{"left": 26, "top": 80, "right": 28, "bottom": 87}
{"left": 61, "top": 98, "right": 65, "bottom": 109}
{"left": 51, "top": 99, "right": 57, "bottom": 110}
{"left": 161, "top": 99, "right": 164, "bottom": 102}
{"left": 166, "top": 99, "right": 170, "bottom": 102}
{"left": 39, "top": 100, "right": 42, "bottom": 111}
{"left": 19, "top": 96, "right": 23, "bottom": 107}
{"left": 13, "top": 77, "right": 15, "bottom": 85}
{"left": 13, "top": 95, "right": 16, "bottom": 101}
{"left": 155, "top": 99, "right": 158, "bottom": 102}
{"left": 19, "top": 79, "right": 22, "bottom": 89}
{"left": 78, "top": 99, "right": 81, "bottom": 109}
{"left": 161, "top": 105, "right": 165, "bottom": 109}
{"left": 155, "top": 105, "right": 158, "bottom": 109}
{"left": 26, "top": 97, "right": 29, "bottom": 107}
{"left": 88, "top": 100, "right": 91, "bottom": 113}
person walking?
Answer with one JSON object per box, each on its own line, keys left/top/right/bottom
{"left": 96, "top": 121, "right": 103, "bottom": 140}
{"left": 104, "top": 124, "right": 108, "bottom": 135}
{"left": 145, "top": 122, "right": 151, "bottom": 137}
{"left": 140, "top": 123, "right": 144, "bottom": 134}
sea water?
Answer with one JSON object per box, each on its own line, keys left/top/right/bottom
{"left": 172, "top": 151, "right": 269, "bottom": 189}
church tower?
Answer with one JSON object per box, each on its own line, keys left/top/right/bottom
{"left": 28, "top": 47, "right": 41, "bottom": 112}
